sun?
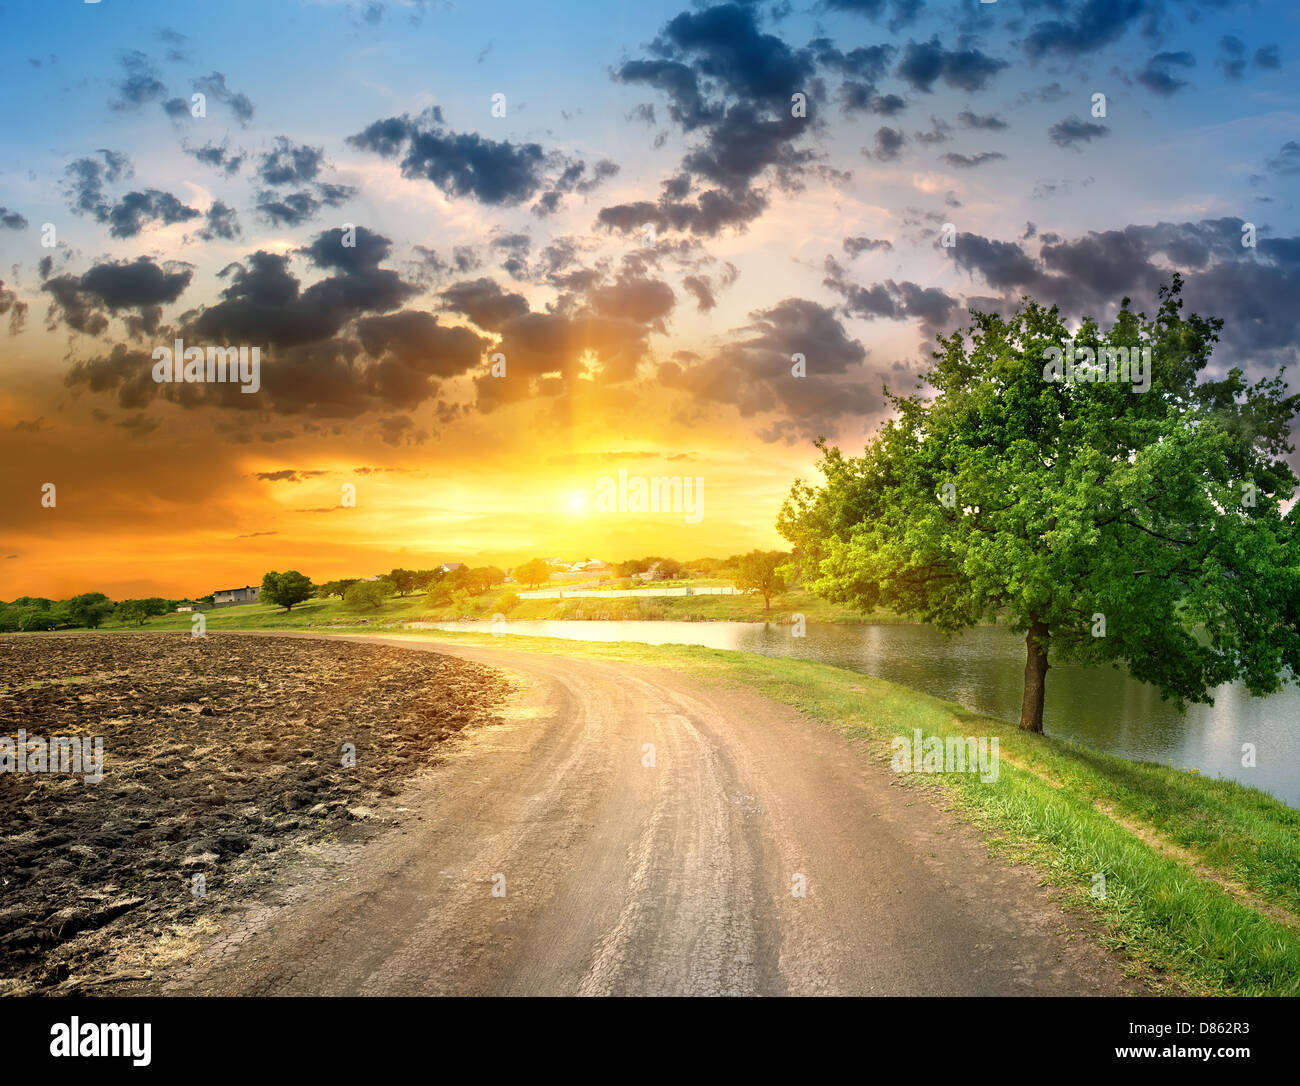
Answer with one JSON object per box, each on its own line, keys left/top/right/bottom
{"left": 566, "top": 491, "right": 588, "bottom": 515}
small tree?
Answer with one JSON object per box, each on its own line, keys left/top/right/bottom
{"left": 344, "top": 580, "right": 389, "bottom": 609}
{"left": 388, "top": 568, "right": 418, "bottom": 596}
{"left": 734, "top": 550, "right": 788, "bottom": 610}
{"left": 655, "top": 557, "right": 684, "bottom": 579}
{"left": 261, "top": 570, "right": 314, "bottom": 612}
{"left": 514, "top": 558, "right": 551, "bottom": 588}
{"left": 114, "top": 600, "right": 150, "bottom": 626}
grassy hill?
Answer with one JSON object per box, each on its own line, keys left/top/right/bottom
{"left": 102, "top": 582, "right": 905, "bottom": 630}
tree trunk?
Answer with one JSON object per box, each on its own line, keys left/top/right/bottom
{"left": 1019, "top": 618, "right": 1049, "bottom": 732}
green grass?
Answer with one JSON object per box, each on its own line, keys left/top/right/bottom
{"left": 323, "top": 627, "right": 1300, "bottom": 996}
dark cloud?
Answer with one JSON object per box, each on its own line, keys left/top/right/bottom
{"left": 947, "top": 233, "right": 1045, "bottom": 290}
{"left": 112, "top": 51, "right": 166, "bottom": 111}
{"left": 193, "top": 71, "right": 255, "bottom": 125}
{"left": 843, "top": 235, "right": 892, "bottom": 256}
{"left": 682, "top": 274, "right": 717, "bottom": 311}
{"left": 255, "top": 183, "right": 353, "bottom": 227}
{"left": 658, "top": 296, "right": 879, "bottom": 441}
{"left": 1023, "top": 0, "right": 1151, "bottom": 60}
{"left": 61, "top": 231, "right": 478, "bottom": 419}
{"left": 63, "top": 150, "right": 131, "bottom": 216}
{"left": 598, "top": 186, "right": 770, "bottom": 238}
{"left": 895, "top": 36, "right": 1007, "bottom": 94}
{"left": 843, "top": 89, "right": 907, "bottom": 115}
{"left": 942, "top": 219, "right": 1300, "bottom": 368}
{"left": 255, "top": 470, "right": 327, "bottom": 483}
{"left": 913, "top": 116, "right": 952, "bottom": 145}
{"left": 0, "top": 206, "right": 28, "bottom": 230}
{"left": 822, "top": 0, "right": 924, "bottom": 31}
{"left": 608, "top": 3, "right": 821, "bottom": 236}
{"left": 78, "top": 257, "right": 194, "bottom": 310}
{"left": 823, "top": 256, "right": 959, "bottom": 331}
{"left": 814, "top": 39, "right": 896, "bottom": 83}
{"left": 259, "top": 137, "right": 326, "bottom": 186}
{"left": 198, "top": 200, "right": 241, "bottom": 241}
{"left": 659, "top": 5, "right": 815, "bottom": 102}
{"left": 867, "top": 126, "right": 907, "bottom": 161}
{"left": 349, "top": 111, "right": 555, "bottom": 206}
{"left": 1218, "top": 34, "right": 1247, "bottom": 80}
{"left": 1137, "top": 51, "right": 1195, "bottom": 96}
{"left": 533, "top": 158, "right": 619, "bottom": 216}
{"left": 376, "top": 414, "right": 431, "bottom": 446}
{"left": 42, "top": 256, "right": 193, "bottom": 338}
{"left": 941, "top": 150, "right": 1006, "bottom": 168}
{"left": 678, "top": 261, "right": 737, "bottom": 314}
{"left": 0, "top": 280, "right": 28, "bottom": 334}
{"left": 188, "top": 227, "right": 417, "bottom": 354}
{"left": 62, "top": 150, "right": 197, "bottom": 237}
{"left": 490, "top": 233, "right": 532, "bottom": 279}
{"left": 1254, "top": 44, "right": 1280, "bottom": 70}
{"left": 587, "top": 274, "right": 676, "bottom": 329}
{"left": 440, "top": 278, "right": 530, "bottom": 332}
{"left": 1265, "top": 141, "right": 1300, "bottom": 176}
{"left": 103, "top": 189, "right": 200, "bottom": 238}
{"left": 183, "top": 140, "right": 245, "bottom": 176}
{"left": 355, "top": 310, "right": 489, "bottom": 408}
{"left": 1049, "top": 116, "right": 1110, "bottom": 148}
{"left": 440, "top": 267, "right": 679, "bottom": 408}
{"left": 63, "top": 345, "right": 162, "bottom": 409}
{"left": 157, "top": 27, "right": 189, "bottom": 61}
{"left": 957, "top": 109, "right": 1007, "bottom": 130}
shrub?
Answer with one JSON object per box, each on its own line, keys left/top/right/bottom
{"left": 344, "top": 580, "right": 389, "bottom": 609}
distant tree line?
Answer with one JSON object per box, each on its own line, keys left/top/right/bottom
{"left": 0, "top": 593, "right": 189, "bottom": 632}
{"left": 1, "top": 551, "right": 797, "bottom": 630}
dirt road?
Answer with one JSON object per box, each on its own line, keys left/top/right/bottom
{"left": 157, "top": 635, "right": 1137, "bottom": 996}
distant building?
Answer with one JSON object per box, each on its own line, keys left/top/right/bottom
{"left": 439, "top": 562, "right": 464, "bottom": 573}
{"left": 636, "top": 562, "right": 666, "bottom": 582}
{"left": 212, "top": 585, "right": 260, "bottom": 607}
{"left": 175, "top": 606, "right": 193, "bottom": 613}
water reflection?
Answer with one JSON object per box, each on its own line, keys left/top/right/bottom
{"left": 417, "top": 619, "right": 1300, "bottom": 808}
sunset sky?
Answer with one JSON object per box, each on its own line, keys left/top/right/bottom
{"left": 1, "top": 0, "right": 1297, "bottom": 598}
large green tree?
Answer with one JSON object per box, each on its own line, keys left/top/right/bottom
{"left": 67, "top": 592, "right": 115, "bottom": 629}
{"left": 779, "top": 278, "right": 1300, "bottom": 732}
{"left": 260, "top": 570, "right": 314, "bottom": 612}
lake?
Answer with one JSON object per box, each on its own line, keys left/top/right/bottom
{"left": 416, "top": 619, "right": 1300, "bottom": 808}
